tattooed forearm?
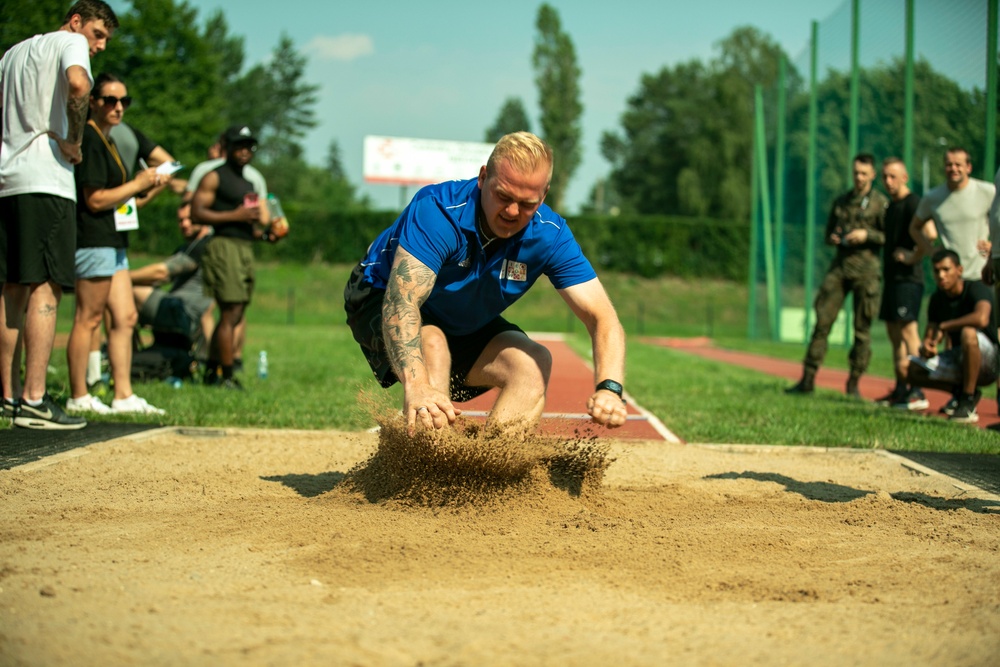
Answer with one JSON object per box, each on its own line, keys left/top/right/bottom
{"left": 66, "top": 95, "right": 88, "bottom": 144}
{"left": 382, "top": 252, "right": 436, "bottom": 382}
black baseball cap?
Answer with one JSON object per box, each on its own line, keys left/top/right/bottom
{"left": 223, "top": 125, "right": 258, "bottom": 146}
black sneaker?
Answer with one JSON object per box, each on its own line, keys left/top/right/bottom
{"left": 14, "top": 394, "right": 87, "bottom": 430}
{"left": 892, "top": 387, "right": 930, "bottom": 411}
{"left": 785, "top": 379, "right": 814, "bottom": 395}
{"left": 203, "top": 367, "right": 220, "bottom": 386}
{"left": 874, "top": 386, "right": 908, "bottom": 407}
{"left": 218, "top": 377, "right": 244, "bottom": 391}
{"left": 939, "top": 395, "right": 959, "bottom": 416}
{"left": 949, "top": 394, "right": 980, "bottom": 424}
{"left": 941, "top": 389, "right": 980, "bottom": 416}
{"left": 2, "top": 398, "right": 18, "bottom": 422}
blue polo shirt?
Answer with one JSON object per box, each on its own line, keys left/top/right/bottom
{"left": 360, "top": 177, "right": 596, "bottom": 335}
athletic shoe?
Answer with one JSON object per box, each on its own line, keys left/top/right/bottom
{"left": 14, "top": 394, "right": 87, "bottom": 430}
{"left": 66, "top": 393, "right": 113, "bottom": 415}
{"left": 2, "top": 398, "right": 18, "bottom": 423}
{"left": 949, "top": 394, "right": 980, "bottom": 424}
{"left": 874, "top": 386, "right": 908, "bottom": 407}
{"left": 111, "top": 394, "right": 165, "bottom": 415}
{"left": 891, "top": 387, "right": 930, "bottom": 411}
{"left": 217, "top": 377, "right": 244, "bottom": 391}
{"left": 941, "top": 389, "right": 980, "bottom": 416}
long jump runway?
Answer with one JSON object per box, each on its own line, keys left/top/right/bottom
{"left": 456, "top": 334, "right": 678, "bottom": 442}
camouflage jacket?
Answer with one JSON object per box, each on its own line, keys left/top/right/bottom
{"left": 824, "top": 187, "right": 889, "bottom": 275}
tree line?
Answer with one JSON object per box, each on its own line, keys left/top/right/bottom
{"left": 595, "top": 26, "right": 997, "bottom": 225}
{"left": 4, "top": 3, "right": 992, "bottom": 271}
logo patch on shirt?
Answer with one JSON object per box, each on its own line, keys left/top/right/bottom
{"left": 501, "top": 260, "right": 527, "bottom": 281}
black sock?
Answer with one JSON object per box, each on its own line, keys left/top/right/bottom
{"left": 222, "top": 365, "right": 234, "bottom": 380}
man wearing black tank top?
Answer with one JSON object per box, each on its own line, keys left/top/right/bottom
{"left": 191, "top": 125, "right": 269, "bottom": 389}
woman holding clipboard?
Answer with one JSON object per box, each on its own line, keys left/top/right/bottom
{"left": 66, "top": 73, "right": 165, "bottom": 416}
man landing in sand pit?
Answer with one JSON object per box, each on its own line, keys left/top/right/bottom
{"left": 345, "top": 131, "right": 627, "bottom": 434}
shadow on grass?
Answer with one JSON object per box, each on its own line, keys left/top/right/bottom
{"left": 261, "top": 472, "right": 346, "bottom": 497}
{"left": 704, "top": 471, "right": 871, "bottom": 503}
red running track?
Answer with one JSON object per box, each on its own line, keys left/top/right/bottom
{"left": 455, "top": 334, "right": 677, "bottom": 442}
{"left": 644, "top": 337, "right": 1000, "bottom": 430}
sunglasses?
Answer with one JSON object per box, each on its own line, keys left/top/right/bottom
{"left": 97, "top": 95, "right": 133, "bottom": 109}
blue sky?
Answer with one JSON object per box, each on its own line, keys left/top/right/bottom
{"left": 165, "top": 0, "right": 987, "bottom": 212}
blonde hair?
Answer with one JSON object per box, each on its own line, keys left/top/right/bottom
{"left": 486, "top": 132, "right": 553, "bottom": 181}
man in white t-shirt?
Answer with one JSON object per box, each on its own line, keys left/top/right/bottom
{"left": 978, "top": 165, "right": 1000, "bottom": 415}
{"left": 910, "top": 147, "right": 995, "bottom": 281}
{"left": 0, "top": 0, "right": 118, "bottom": 430}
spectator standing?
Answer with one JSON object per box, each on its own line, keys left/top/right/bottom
{"left": 185, "top": 131, "right": 267, "bottom": 373}
{"left": 787, "top": 154, "right": 888, "bottom": 397}
{"left": 910, "top": 147, "right": 994, "bottom": 281}
{"left": 192, "top": 125, "right": 269, "bottom": 389}
{"left": 0, "top": 0, "right": 118, "bottom": 429}
{"left": 65, "top": 73, "right": 164, "bottom": 415}
{"left": 874, "top": 158, "right": 927, "bottom": 410}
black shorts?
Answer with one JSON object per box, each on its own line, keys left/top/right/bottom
{"left": 0, "top": 193, "right": 77, "bottom": 288}
{"left": 879, "top": 280, "right": 923, "bottom": 323}
{"left": 344, "top": 262, "right": 523, "bottom": 401}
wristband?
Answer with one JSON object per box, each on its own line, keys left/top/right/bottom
{"left": 596, "top": 379, "right": 624, "bottom": 399}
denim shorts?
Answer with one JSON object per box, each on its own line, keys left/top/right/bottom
{"left": 75, "top": 247, "right": 129, "bottom": 279}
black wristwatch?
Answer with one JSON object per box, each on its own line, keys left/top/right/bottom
{"left": 596, "top": 379, "right": 625, "bottom": 401}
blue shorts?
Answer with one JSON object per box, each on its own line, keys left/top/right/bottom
{"left": 75, "top": 247, "right": 129, "bottom": 279}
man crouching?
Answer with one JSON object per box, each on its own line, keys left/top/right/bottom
{"left": 908, "top": 249, "right": 999, "bottom": 423}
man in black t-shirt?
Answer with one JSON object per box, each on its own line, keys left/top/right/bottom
{"left": 875, "top": 158, "right": 926, "bottom": 410}
{"left": 907, "top": 249, "right": 999, "bottom": 423}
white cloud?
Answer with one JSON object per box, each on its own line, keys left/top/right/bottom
{"left": 305, "top": 34, "right": 375, "bottom": 62}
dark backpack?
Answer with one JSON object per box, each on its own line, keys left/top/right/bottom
{"left": 131, "top": 343, "right": 194, "bottom": 382}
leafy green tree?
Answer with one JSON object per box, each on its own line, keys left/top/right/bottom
{"left": 226, "top": 34, "right": 319, "bottom": 164}
{"left": 602, "top": 26, "right": 791, "bottom": 221}
{"left": 325, "top": 139, "right": 348, "bottom": 182}
{"left": 0, "top": 0, "right": 72, "bottom": 52}
{"left": 99, "top": 0, "right": 230, "bottom": 168}
{"left": 532, "top": 3, "right": 582, "bottom": 211}
{"left": 484, "top": 97, "right": 532, "bottom": 143}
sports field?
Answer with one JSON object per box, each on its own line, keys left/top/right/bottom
{"left": 1, "top": 336, "right": 998, "bottom": 666}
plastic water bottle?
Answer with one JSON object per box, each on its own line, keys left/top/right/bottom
{"left": 266, "top": 193, "right": 284, "bottom": 220}
{"left": 257, "top": 350, "right": 269, "bottom": 380}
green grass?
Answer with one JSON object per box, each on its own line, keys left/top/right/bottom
{"left": 7, "top": 260, "right": 999, "bottom": 454}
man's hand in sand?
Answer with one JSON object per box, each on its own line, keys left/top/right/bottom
{"left": 587, "top": 389, "right": 627, "bottom": 428}
{"left": 406, "top": 386, "right": 461, "bottom": 434}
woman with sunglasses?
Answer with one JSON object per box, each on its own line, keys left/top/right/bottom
{"left": 66, "top": 73, "right": 165, "bottom": 415}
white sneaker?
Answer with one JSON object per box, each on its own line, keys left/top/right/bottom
{"left": 66, "top": 393, "right": 113, "bottom": 415}
{"left": 111, "top": 394, "right": 165, "bottom": 415}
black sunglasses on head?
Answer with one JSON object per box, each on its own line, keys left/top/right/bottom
{"left": 98, "top": 95, "right": 132, "bottom": 109}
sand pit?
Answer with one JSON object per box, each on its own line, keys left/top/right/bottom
{"left": 1, "top": 422, "right": 998, "bottom": 666}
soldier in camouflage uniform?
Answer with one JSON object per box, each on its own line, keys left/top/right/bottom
{"left": 787, "top": 154, "right": 888, "bottom": 397}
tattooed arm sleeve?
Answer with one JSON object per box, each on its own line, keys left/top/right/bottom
{"left": 382, "top": 247, "right": 438, "bottom": 387}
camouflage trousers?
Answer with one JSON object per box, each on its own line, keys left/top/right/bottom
{"left": 803, "top": 263, "right": 881, "bottom": 379}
